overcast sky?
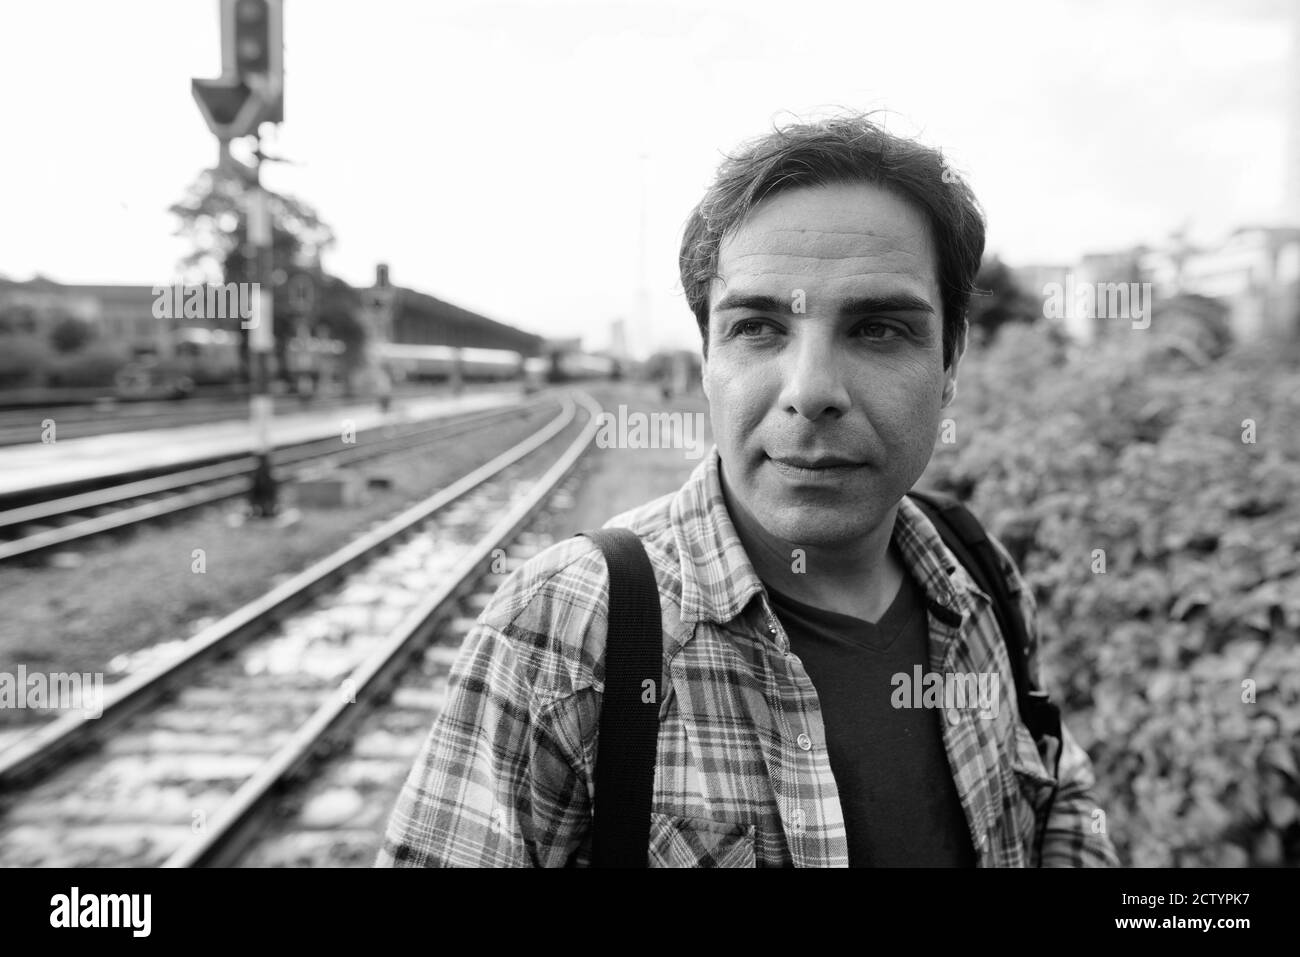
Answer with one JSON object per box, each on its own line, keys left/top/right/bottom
{"left": 0, "top": 0, "right": 1292, "bottom": 355}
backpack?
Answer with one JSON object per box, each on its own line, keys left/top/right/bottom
{"left": 579, "top": 490, "right": 1062, "bottom": 867}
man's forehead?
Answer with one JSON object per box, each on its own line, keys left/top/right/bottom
{"left": 713, "top": 183, "right": 938, "bottom": 292}
{"left": 723, "top": 219, "right": 929, "bottom": 260}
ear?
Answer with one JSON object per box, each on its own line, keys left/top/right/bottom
{"left": 699, "top": 321, "right": 713, "bottom": 402}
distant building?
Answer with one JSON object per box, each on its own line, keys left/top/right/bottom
{"left": 0, "top": 277, "right": 177, "bottom": 357}
{"left": 1166, "top": 227, "right": 1300, "bottom": 342}
{"left": 1018, "top": 227, "right": 1300, "bottom": 345}
{"left": 360, "top": 264, "right": 544, "bottom": 355}
{"left": 1013, "top": 251, "right": 1146, "bottom": 344}
{"left": 1015, "top": 6, "right": 1300, "bottom": 348}
{"left": 608, "top": 318, "right": 629, "bottom": 361}
{"left": 1012, "top": 263, "right": 1073, "bottom": 334}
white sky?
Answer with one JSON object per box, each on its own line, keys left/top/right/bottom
{"left": 0, "top": 0, "right": 1292, "bottom": 356}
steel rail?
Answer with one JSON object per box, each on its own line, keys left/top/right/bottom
{"left": 0, "top": 402, "right": 539, "bottom": 562}
{"left": 0, "top": 396, "right": 579, "bottom": 787}
{"left": 165, "top": 391, "right": 601, "bottom": 867}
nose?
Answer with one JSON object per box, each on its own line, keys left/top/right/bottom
{"left": 777, "top": 328, "right": 851, "bottom": 421}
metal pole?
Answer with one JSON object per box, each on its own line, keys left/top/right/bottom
{"left": 637, "top": 151, "right": 650, "bottom": 362}
{"left": 246, "top": 143, "right": 277, "bottom": 515}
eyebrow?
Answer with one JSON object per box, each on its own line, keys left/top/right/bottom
{"left": 713, "top": 291, "right": 936, "bottom": 317}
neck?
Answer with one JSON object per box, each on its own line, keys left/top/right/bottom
{"left": 720, "top": 471, "right": 905, "bottom": 623}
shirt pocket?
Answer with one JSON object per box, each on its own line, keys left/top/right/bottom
{"left": 1005, "top": 720, "right": 1058, "bottom": 864}
{"left": 647, "top": 812, "right": 757, "bottom": 868}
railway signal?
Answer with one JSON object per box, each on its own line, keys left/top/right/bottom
{"left": 234, "top": 0, "right": 271, "bottom": 75}
{"left": 192, "top": 0, "right": 285, "bottom": 516}
{"left": 286, "top": 272, "right": 317, "bottom": 316}
{"left": 191, "top": 0, "right": 283, "bottom": 140}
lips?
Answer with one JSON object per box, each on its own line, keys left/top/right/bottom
{"left": 768, "top": 453, "right": 866, "bottom": 469}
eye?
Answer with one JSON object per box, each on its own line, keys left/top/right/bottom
{"left": 857, "top": 321, "right": 903, "bottom": 340}
{"left": 734, "top": 318, "right": 775, "bottom": 337}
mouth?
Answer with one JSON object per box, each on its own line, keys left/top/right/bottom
{"left": 766, "top": 453, "right": 869, "bottom": 480}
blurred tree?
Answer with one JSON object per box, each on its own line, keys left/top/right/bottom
{"left": 1147, "top": 292, "right": 1234, "bottom": 364}
{"left": 313, "top": 275, "right": 368, "bottom": 378}
{"left": 967, "top": 256, "right": 1039, "bottom": 346}
{"left": 641, "top": 349, "right": 703, "bottom": 396}
{"left": 48, "top": 315, "right": 95, "bottom": 353}
{"left": 0, "top": 303, "right": 38, "bottom": 336}
{"left": 0, "top": 336, "right": 53, "bottom": 388}
{"left": 169, "top": 167, "right": 336, "bottom": 383}
{"left": 642, "top": 351, "right": 673, "bottom": 381}
{"left": 49, "top": 342, "right": 129, "bottom": 388}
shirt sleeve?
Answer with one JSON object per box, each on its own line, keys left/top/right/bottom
{"left": 1038, "top": 720, "right": 1119, "bottom": 867}
{"left": 988, "top": 533, "right": 1120, "bottom": 868}
{"left": 374, "top": 569, "right": 595, "bottom": 867}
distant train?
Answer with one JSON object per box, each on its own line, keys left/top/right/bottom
{"left": 372, "top": 343, "right": 524, "bottom": 382}
{"left": 112, "top": 330, "right": 620, "bottom": 399}
{"left": 377, "top": 342, "right": 620, "bottom": 386}
{"left": 548, "top": 351, "right": 621, "bottom": 382}
{"left": 114, "top": 327, "right": 245, "bottom": 399}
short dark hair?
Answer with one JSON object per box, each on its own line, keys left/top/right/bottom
{"left": 679, "top": 113, "right": 985, "bottom": 368}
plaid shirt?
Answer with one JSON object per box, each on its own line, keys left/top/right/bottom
{"left": 377, "top": 448, "right": 1118, "bottom": 867}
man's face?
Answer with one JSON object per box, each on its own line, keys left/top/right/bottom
{"left": 701, "top": 181, "right": 961, "bottom": 549}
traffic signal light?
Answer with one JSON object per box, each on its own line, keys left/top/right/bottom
{"left": 233, "top": 0, "right": 270, "bottom": 78}
{"left": 194, "top": 0, "right": 283, "bottom": 140}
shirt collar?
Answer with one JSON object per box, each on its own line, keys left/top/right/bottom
{"left": 670, "top": 446, "right": 989, "bottom": 626}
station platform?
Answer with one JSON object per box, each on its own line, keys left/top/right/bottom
{"left": 0, "top": 388, "right": 525, "bottom": 500}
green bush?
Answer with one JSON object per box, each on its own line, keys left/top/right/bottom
{"left": 46, "top": 343, "right": 129, "bottom": 388}
{"left": 48, "top": 315, "right": 96, "bottom": 353}
{"left": 928, "top": 323, "right": 1300, "bottom": 866}
{"left": 0, "top": 335, "right": 54, "bottom": 388}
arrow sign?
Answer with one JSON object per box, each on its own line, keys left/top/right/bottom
{"left": 192, "top": 0, "right": 283, "bottom": 140}
{"left": 192, "top": 76, "right": 268, "bottom": 141}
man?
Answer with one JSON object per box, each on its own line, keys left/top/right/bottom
{"left": 377, "top": 114, "right": 1117, "bottom": 867}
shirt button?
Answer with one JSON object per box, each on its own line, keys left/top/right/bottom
{"left": 946, "top": 709, "right": 961, "bottom": 726}
{"left": 796, "top": 732, "right": 812, "bottom": 751}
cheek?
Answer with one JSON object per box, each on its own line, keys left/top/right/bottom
{"left": 704, "top": 360, "right": 769, "bottom": 445}
{"left": 866, "top": 366, "right": 947, "bottom": 446}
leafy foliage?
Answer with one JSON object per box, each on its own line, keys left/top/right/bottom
{"left": 0, "top": 335, "right": 128, "bottom": 389}
{"left": 313, "top": 275, "right": 367, "bottom": 373}
{"left": 0, "top": 336, "right": 53, "bottom": 388}
{"left": 168, "top": 167, "right": 334, "bottom": 286}
{"left": 926, "top": 321, "right": 1300, "bottom": 866}
{"left": 168, "top": 167, "right": 353, "bottom": 382}
{"left": 967, "top": 256, "right": 1041, "bottom": 346}
{"left": 44, "top": 343, "right": 129, "bottom": 388}
{"left": 48, "top": 315, "right": 95, "bottom": 354}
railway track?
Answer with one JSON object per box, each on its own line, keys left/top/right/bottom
{"left": 229, "top": 493, "right": 584, "bottom": 868}
{"left": 0, "top": 400, "right": 544, "bottom": 563}
{"left": 0, "top": 391, "right": 601, "bottom": 867}
{"left": 0, "top": 385, "right": 456, "bottom": 447}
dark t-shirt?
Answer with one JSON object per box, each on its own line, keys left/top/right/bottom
{"left": 765, "top": 563, "right": 977, "bottom": 867}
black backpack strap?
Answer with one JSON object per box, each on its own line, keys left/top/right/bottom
{"left": 578, "top": 528, "right": 663, "bottom": 868}
{"left": 906, "top": 491, "right": 1063, "bottom": 776}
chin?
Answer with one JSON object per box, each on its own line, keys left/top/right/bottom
{"left": 761, "top": 503, "right": 878, "bottom": 548}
